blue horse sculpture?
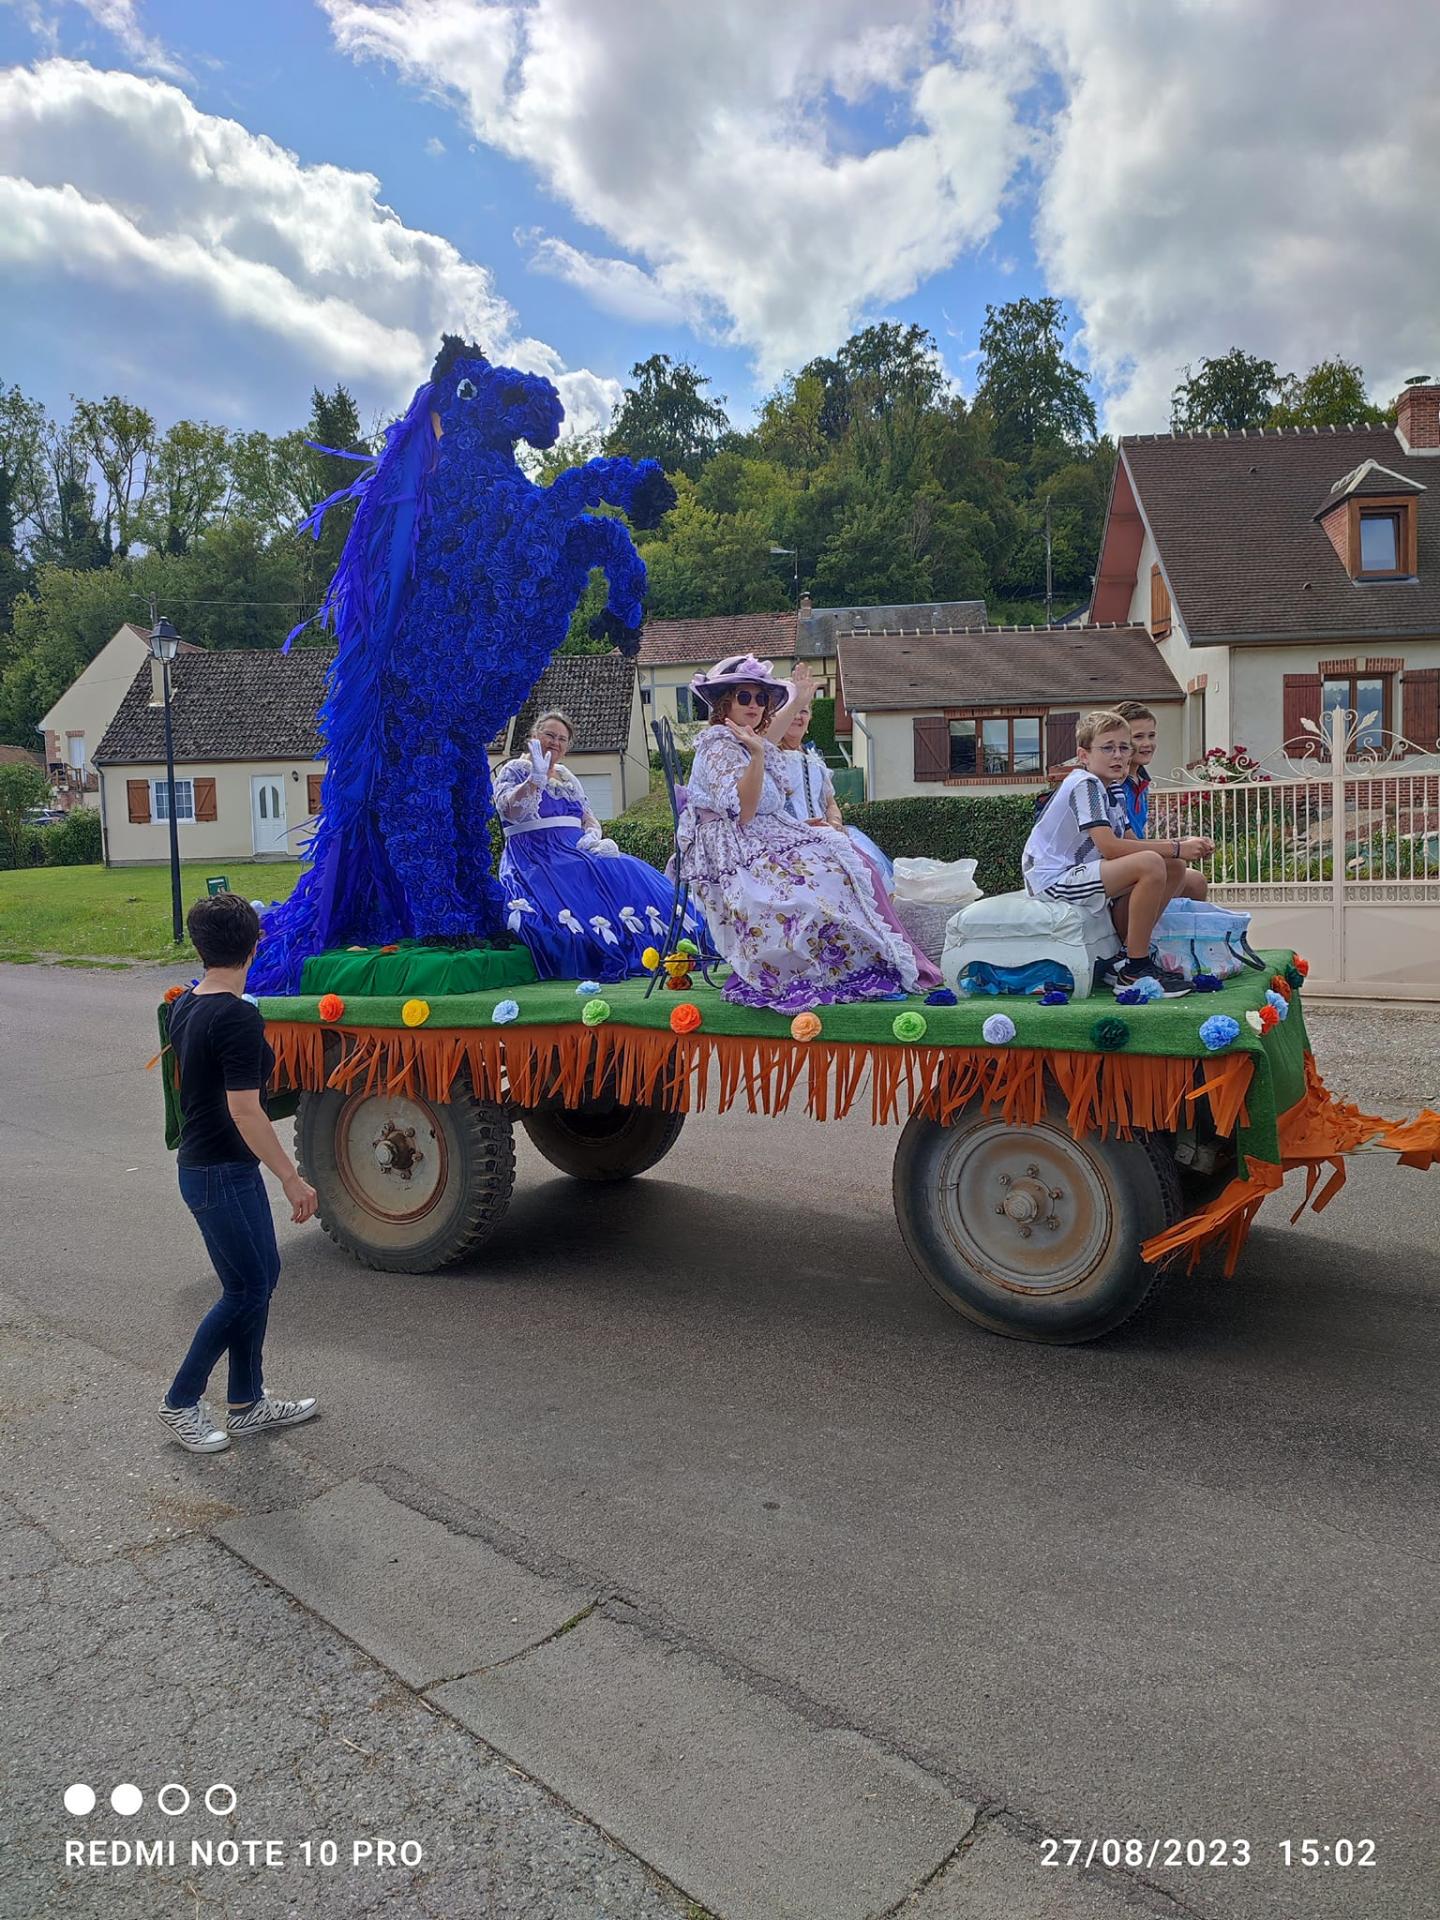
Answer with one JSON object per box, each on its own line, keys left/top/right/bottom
{"left": 248, "top": 337, "right": 674, "bottom": 994}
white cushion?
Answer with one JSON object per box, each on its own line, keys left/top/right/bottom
{"left": 948, "top": 889, "right": 1091, "bottom": 942}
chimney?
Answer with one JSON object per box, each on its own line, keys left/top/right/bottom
{"left": 1396, "top": 376, "right": 1440, "bottom": 454}
{"left": 798, "top": 591, "right": 812, "bottom": 615}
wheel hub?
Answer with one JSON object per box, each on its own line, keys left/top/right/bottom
{"left": 941, "top": 1129, "right": 1111, "bottom": 1294}
{"left": 335, "top": 1094, "right": 448, "bottom": 1225}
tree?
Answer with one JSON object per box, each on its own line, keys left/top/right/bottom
{"left": 0, "top": 385, "right": 51, "bottom": 556}
{"left": 1267, "top": 358, "right": 1389, "bottom": 429}
{"left": 33, "top": 424, "right": 110, "bottom": 572}
{"left": 637, "top": 479, "right": 790, "bottom": 619}
{"left": 0, "top": 462, "right": 28, "bottom": 636}
{"left": 135, "top": 420, "right": 231, "bottom": 556}
{"left": 976, "top": 298, "right": 1097, "bottom": 461}
{"left": 1171, "top": 348, "right": 1279, "bottom": 432}
{"left": 72, "top": 396, "right": 156, "bottom": 557}
{"left": 605, "top": 354, "right": 729, "bottom": 476}
{"left": 811, "top": 495, "right": 933, "bottom": 606}
{"left": 0, "top": 760, "right": 51, "bottom": 864}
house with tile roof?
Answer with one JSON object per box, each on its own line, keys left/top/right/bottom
{"left": 634, "top": 596, "right": 987, "bottom": 727}
{"left": 837, "top": 623, "right": 1184, "bottom": 800}
{"left": 1091, "top": 377, "right": 1440, "bottom": 769}
{"left": 37, "top": 621, "right": 203, "bottom": 813}
{"left": 94, "top": 648, "right": 647, "bottom": 867}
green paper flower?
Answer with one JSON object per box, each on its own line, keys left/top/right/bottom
{"left": 1090, "top": 1016, "right": 1130, "bottom": 1051}
{"left": 581, "top": 997, "right": 611, "bottom": 1026}
{"left": 1284, "top": 962, "right": 1304, "bottom": 990}
{"left": 892, "top": 1010, "right": 928, "bottom": 1042}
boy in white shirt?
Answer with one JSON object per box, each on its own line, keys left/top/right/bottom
{"left": 1022, "top": 709, "right": 1211, "bottom": 996}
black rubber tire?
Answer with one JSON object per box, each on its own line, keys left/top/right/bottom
{"left": 893, "top": 1093, "right": 1183, "bottom": 1345}
{"left": 519, "top": 1104, "right": 686, "bottom": 1182}
{"left": 296, "top": 1081, "right": 515, "bottom": 1273}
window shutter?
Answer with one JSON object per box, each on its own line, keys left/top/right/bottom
{"left": 126, "top": 779, "right": 151, "bottom": 824}
{"left": 193, "top": 777, "right": 217, "bottom": 822}
{"left": 912, "top": 716, "right": 949, "bottom": 782}
{"left": 1282, "top": 674, "right": 1323, "bottom": 755}
{"left": 307, "top": 774, "right": 323, "bottom": 814}
{"left": 1401, "top": 669, "right": 1440, "bottom": 753}
{"left": 1046, "top": 711, "right": 1078, "bottom": 768}
{"left": 1149, "top": 565, "right": 1171, "bottom": 637}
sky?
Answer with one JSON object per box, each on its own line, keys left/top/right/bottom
{"left": 1, "top": 0, "right": 1438, "bottom": 447}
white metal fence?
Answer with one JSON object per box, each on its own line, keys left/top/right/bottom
{"left": 1151, "top": 711, "right": 1440, "bottom": 998}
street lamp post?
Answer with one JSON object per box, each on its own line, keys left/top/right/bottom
{"left": 769, "top": 545, "right": 800, "bottom": 601}
{"left": 148, "top": 614, "right": 184, "bottom": 945}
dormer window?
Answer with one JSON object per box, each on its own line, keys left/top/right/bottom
{"left": 1358, "top": 510, "right": 1402, "bottom": 576}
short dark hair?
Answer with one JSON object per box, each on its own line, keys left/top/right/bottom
{"left": 1113, "top": 700, "right": 1156, "bottom": 725}
{"left": 187, "top": 892, "right": 260, "bottom": 968}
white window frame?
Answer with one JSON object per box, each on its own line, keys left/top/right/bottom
{"left": 152, "top": 778, "right": 195, "bottom": 824}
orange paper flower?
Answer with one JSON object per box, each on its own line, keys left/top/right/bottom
{"left": 1269, "top": 975, "right": 1291, "bottom": 1001}
{"left": 669, "top": 1001, "right": 702, "bottom": 1034}
{"left": 379, "top": 943, "right": 399, "bottom": 954}
{"left": 317, "top": 993, "right": 345, "bottom": 1022}
{"left": 1258, "top": 1002, "right": 1280, "bottom": 1031}
{"left": 162, "top": 984, "right": 186, "bottom": 1004}
{"left": 790, "top": 1012, "right": 822, "bottom": 1042}
{"left": 1294, "top": 956, "right": 1310, "bottom": 977}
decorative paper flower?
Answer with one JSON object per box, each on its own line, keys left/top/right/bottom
{"left": 581, "top": 997, "right": 611, "bottom": 1026}
{"left": 1269, "top": 974, "right": 1292, "bottom": 1001}
{"left": 982, "top": 1013, "right": 1016, "bottom": 1045}
{"left": 401, "top": 998, "right": 430, "bottom": 1027}
{"left": 641, "top": 946, "right": 662, "bottom": 972}
{"left": 1293, "top": 956, "right": 1310, "bottom": 977}
{"left": 250, "top": 900, "right": 267, "bottom": 912}
{"left": 670, "top": 1001, "right": 702, "bottom": 1034}
{"left": 1245, "top": 1009, "right": 1265, "bottom": 1034}
{"left": 1115, "top": 986, "right": 1145, "bottom": 1005}
{"left": 163, "top": 984, "right": 187, "bottom": 1004}
{"left": 675, "top": 938, "right": 699, "bottom": 956}
{"left": 317, "top": 993, "right": 345, "bottom": 1022}
{"left": 923, "top": 987, "right": 958, "bottom": 1006}
{"left": 892, "top": 1010, "right": 928, "bottom": 1042}
{"left": 1284, "top": 961, "right": 1305, "bottom": 989}
{"left": 1091, "top": 1017, "right": 1130, "bottom": 1051}
{"left": 790, "top": 1012, "right": 822, "bottom": 1041}
{"left": 346, "top": 945, "right": 366, "bottom": 952}
{"left": 1191, "top": 973, "right": 1223, "bottom": 992}
{"left": 1038, "top": 989, "right": 1070, "bottom": 1006}
{"left": 1199, "top": 1014, "right": 1240, "bottom": 1051}
{"left": 1134, "top": 976, "right": 1165, "bottom": 1002}
{"left": 1265, "top": 989, "right": 1289, "bottom": 1021}
{"left": 492, "top": 998, "right": 520, "bottom": 1025}
{"left": 575, "top": 980, "right": 602, "bottom": 996}
{"left": 1258, "top": 1002, "right": 1280, "bottom": 1031}
{"left": 379, "top": 944, "right": 399, "bottom": 954}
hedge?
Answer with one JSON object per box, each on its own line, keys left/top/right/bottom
{"left": 610, "top": 792, "right": 1035, "bottom": 898}
{"left": 42, "top": 807, "right": 104, "bottom": 866}
{"left": 807, "top": 696, "right": 837, "bottom": 758}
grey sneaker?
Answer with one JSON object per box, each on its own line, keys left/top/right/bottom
{"left": 157, "top": 1398, "right": 231, "bottom": 1453}
{"left": 227, "top": 1395, "right": 319, "bottom": 1437}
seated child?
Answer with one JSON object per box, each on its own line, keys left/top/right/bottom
{"left": 1021, "top": 709, "right": 1211, "bottom": 996}
{"left": 1112, "top": 700, "right": 1208, "bottom": 902}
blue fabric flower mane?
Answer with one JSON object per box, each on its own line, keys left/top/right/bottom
{"left": 249, "top": 336, "right": 673, "bottom": 993}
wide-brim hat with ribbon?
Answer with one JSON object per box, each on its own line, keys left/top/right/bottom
{"left": 689, "top": 653, "right": 789, "bottom": 715}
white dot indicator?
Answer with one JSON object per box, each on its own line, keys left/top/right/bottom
{"left": 111, "top": 1784, "right": 143, "bottom": 1817}
{"left": 64, "top": 1784, "right": 96, "bottom": 1816}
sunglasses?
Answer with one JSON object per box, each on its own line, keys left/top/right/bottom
{"left": 729, "top": 688, "right": 771, "bottom": 708}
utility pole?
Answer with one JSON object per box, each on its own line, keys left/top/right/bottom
{"left": 148, "top": 596, "right": 185, "bottom": 944}
{"left": 1043, "top": 496, "right": 1054, "bottom": 625}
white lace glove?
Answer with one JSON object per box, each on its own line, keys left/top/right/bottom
{"left": 528, "top": 738, "right": 552, "bottom": 785}
{"left": 577, "top": 827, "right": 601, "bottom": 853}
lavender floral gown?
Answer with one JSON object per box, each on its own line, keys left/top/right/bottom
{"left": 677, "top": 728, "right": 920, "bottom": 1012}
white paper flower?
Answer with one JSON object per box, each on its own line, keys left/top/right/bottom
{"left": 982, "top": 1013, "right": 1017, "bottom": 1045}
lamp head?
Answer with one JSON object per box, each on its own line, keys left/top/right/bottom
{"left": 149, "top": 617, "right": 182, "bottom": 664}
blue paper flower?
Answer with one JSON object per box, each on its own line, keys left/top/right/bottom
{"left": 1134, "top": 975, "right": 1164, "bottom": 1002}
{"left": 1265, "top": 989, "right": 1289, "bottom": 1021}
{"left": 982, "top": 1013, "right": 1016, "bottom": 1045}
{"left": 576, "top": 980, "right": 602, "bottom": 996}
{"left": 924, "top": 987, "right": 958, "bottom": 1006}
{"left": 1114, "top": 986, "right": 1145, "bottom": 1005}
{"left": 492, "top": 998, "right": 520, "bottom": 1024}
{"left": 1199, "top": 1014, "right": 1240, "bottom": 1051}
{"left": 1038, "top": 989, "right": 1069, "bottom": 1006}
{"left": 1191, "top": 972, "right": 1224, "bottom": 992}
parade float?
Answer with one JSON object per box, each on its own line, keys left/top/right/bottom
{"left": 158, "top": 340, "right": 1439, "bottom": 1345}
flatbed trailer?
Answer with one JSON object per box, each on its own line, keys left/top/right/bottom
{"left": 159, "top": 951, "right": 1438, "bottom": 1344}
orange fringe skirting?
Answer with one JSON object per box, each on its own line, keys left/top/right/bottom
{"left": 1139, "top": 1056, "right": 1440, "bottom": 1275}
{"left": 264, "top": 1018, "right": 1255, "bottom": 1141}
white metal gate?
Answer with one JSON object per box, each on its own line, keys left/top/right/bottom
{"left": 1152, "top": 711, "right": 1440, "bottom": 999}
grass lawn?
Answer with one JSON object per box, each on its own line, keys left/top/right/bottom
{"left": 0, "top": 863, "right": 303, "bottom": 964}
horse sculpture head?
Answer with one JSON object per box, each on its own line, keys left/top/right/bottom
{"left": 429, "top": 334, "right": 563, "bottom": 455}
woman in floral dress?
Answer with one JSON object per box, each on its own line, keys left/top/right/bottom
{"left": 676, "top": 655, "right": 921, "bottom": 1012}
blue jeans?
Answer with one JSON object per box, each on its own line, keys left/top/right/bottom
{"left": 168, "top": 1162, "right": 280, "bottom": 1408}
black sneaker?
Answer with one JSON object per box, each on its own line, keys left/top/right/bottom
{"left": 1113, "top": 955, "right": 1190, "bottom": 998}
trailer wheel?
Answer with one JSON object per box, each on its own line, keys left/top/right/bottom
{"left": 520, "top": 1104, "right": 686, "bottom": 1182}
{"left": 296, "top": 1082, "right": 514, "bottom": 1273}
{"left": 893, "top": 1095, "right": 1182, "bottom": 1344}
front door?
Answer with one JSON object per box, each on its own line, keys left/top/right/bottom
{"left": 250, "top": 774, "right": 288, "bottom": 856}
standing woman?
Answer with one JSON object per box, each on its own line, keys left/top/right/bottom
{"left": 677, "top": 655, "right": 922, "bottom": 1012}
{"left": 494, "top": 708, "right": 698, "bottom": 979}
{"left": 157, "top": 893, "right": 318, "bottom": 1453}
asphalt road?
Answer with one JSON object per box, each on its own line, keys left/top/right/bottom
{"left": 5, "top": 964, "right": 1439, "bottom": 1920}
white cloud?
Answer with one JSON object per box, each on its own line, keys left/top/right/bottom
{"left": 1010, "top": 0, "right": 1440, "bottom": 430}
{"left": 2, "top": 0, "right": 188, "bottom": 78}
{"left": 320, "top": 0, "right": 1031, "bottom": 377}
{"left": 0, "top": 59, "right": 620, "bottom": 434}
{"left": 523, "top": 231, "right": 694, "bottom": 327}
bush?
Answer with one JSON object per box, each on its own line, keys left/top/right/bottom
{"left": 609, "top": 790, "right": 1035, "bottom": 897}
{"left": 841, "top": 794, "right": 1034, "bottom": 895}
{"left": 808, "top": 696, "right": 837, "bottom": 758}
{"left": 42, "top": 807, "right": 104, "bottom": 866}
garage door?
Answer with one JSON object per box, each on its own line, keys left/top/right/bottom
{"left": 576, "top": 773, "right": 614, "bottom": 821}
